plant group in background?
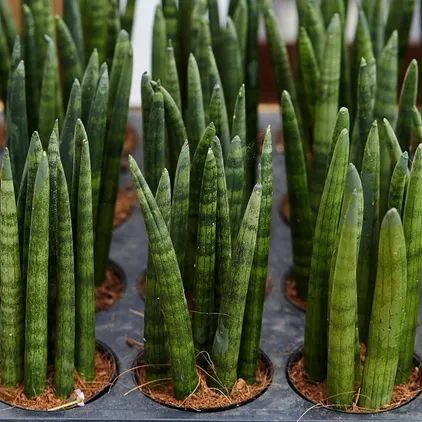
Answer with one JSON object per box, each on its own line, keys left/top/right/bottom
{"left": 131, "top": 117, "right": 272, "bottom": 400}
{"left": 262, "top": 0, "right": 418, "bottom": 301}
{"left": 146, "top": 0, "right": 259, "bottom": 192}
{"left": 0, "top": 123, "right": 96, "bottom": 400}
{"left": 0, "top": 0, "right": 137, "bottom": 108}
{"left": 2, "top": 0, "right": 133, "bottom": 289}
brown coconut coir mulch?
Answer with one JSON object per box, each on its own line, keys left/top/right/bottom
{"left": 280, "top": 194, "right": 290, "bottom": 224}
{"left": 284, "top": 278, "right": 306, "bottom": 311}
{"left": 95, "top": 265, "right": 124, "bottom": 312}
{"left": 120, "top": 125, "right": 140, "bottom": 171}
{"left": 113, "top": 184, "right": 137, "bottom": 228}
{"left": 0, "top": 350, "right": 114, "bottom": 411}
{"left": 134, "top": 357, "right": 272, "bottom": 411}
{"left": 288, "top": 353, "right": 422, "bottom": 413}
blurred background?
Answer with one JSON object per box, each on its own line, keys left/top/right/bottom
{"left": 7, "top": 0, "right": 422, "bottom": 107}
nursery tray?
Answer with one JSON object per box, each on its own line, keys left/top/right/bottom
{"left": 2, "top": 110, "right": 422, "bottom": 421}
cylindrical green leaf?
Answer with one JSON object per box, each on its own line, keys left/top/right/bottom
{"left": 95, "top": 40, "right": 132, "bottom": 285}
{"left": 226, "top": 136, "right": 245, "bottom": 240}
{"left": 75, "top": 140, "right": 95, "bottom": 381}
{"left": 374, "top": 31, "right": 398, "bottom": 126}
{"left": 60, "top": 80, "right": 81, "bottom": 188}
{"left": 80, "top": 49, "right": 99, "bottom": 125}
{"left": 6, "top": 60, "right": 29, "bottom": 193}
{"left": 350, "top": 58, "right": 376, "bottom": 172}
{"left": 170, "top": 142, "right": 191, "bottom": 275}
{"left": 282, "top": 92, "right": 313, "bottom": 299}
{"left": 144, "top": 170, "right": 171, "bottom": 381}
{"left": 21, "top": 133, "right": 43, "bottom": 289}
{"left": 388, "top": 152, "right": 409, "bottom": 216}
{"left": 22, "top": 4, "right": 39, "bottom": 134}
{"left": 38, "top": 36, "right": 59, "bottom": 148}
{"left": 24, "top": 153, "right": 49, "bottom": 399}
{"left": 81, "top": 0, "right": 108, "bottom": 63}
{"left": 186, "top": 54, "right": 206, "bottom": 155}
{"left": 53, "top": 160, "right": 75, "bottom": 398}
{"left": 212, "top": 184, "right": 262, "bottom": 390}
{"left": 87, "top": 67, "right": 109, "bottom": 227}
{"left": 63, "top": 0, "right": 85, "bottom": 65}
{"left": 304, "top": 129, "right": 349, "bottom": 381}
{"left": 152, "top": 5, "right": 167, "bottom": 84}
{"left": 55, "top": 16, "right": 83, "bottom": 107}
{"left": 0, "top": 149, "right": 24, "bottom": 387}
{"left": 395, "top": 60, "right": 418, "bottom": 152}
{"left": 310, "top": 14, "right": 342, "bottom": 215}
{"left": 327, "top": 192, "right": 361, "bottom": 408}
{"left": 129, "top": 156, "right": 198, "bottom": 400}
{"left": 397, "top": 144, "right": 422, "bottom": 382}
{"left": 211, "top": 136, "right": 232, "bottom": 317}
{"left": 185, "top": 123, "right": 215, "bottom": 294}
{"left": 357, "top": 122, "right": 380, "bottom": 342}
{"left": 359, "top": 209, "right": 406, "bottom": 410}
{"left": 192, "top": 149, "right": 217, "bottom": 353}
{"left": 238, "top": 127, "right": 272, "bottom": 383}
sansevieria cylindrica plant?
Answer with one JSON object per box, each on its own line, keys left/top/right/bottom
{"left": 130, "top": 122, "right": 272, "bottom": 399}
{"left": 140, "top": 3, "right": 272, "bottom": 399}
{"left": 293, "top": 103, "right": 422, "bottom": 410}
{"left": 263, "top": 0, "right": 419, "bottom": 301}
{"left": 0, "top": 121, "right": 97, "bottom": 400}
{"left": 3, "top": 0, "right": 133, "bottom": 288}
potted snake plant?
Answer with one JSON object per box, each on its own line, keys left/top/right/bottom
{"left": 129, "top": 121, "right": 272, "bottom": 406}
{"left": 286, "top": 105, "right": 422, "bottom": 409}
{"left": 132, "top": 43, "right": 273, "bottom": 402}
{"left": 0, "top": 123, "right": 116, "bottom": 409}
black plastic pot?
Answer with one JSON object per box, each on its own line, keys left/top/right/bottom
{"left": 1, "top": 111, "right": 422, "bottom": 421}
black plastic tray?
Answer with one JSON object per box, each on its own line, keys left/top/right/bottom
{"left": 1, "top": 110, "right": 421, "bottom": 421}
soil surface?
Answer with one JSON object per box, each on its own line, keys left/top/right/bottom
{"left": 95, "top": 265, "right": 125, "bottom": 312}
{"left": 280, "top": 194, "right": 290, "bottom": 225}
{"left": 120, "top": 125, "right": 140, "bottom": 170}
{"left": 284, "top": 277, "right": 306, "bottom": 311}
{"left": 113, "top": 184, "right": 137, "bottom": 228}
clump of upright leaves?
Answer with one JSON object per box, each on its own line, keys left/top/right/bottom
{"left": 265, "top": 0, "right": 418, "bottom": 301}
{"left": 0, "top": 1, "right": 134, "bottom": 401}
{"left": 0, "top": 118, "right": 98, "bottom": 400}
{"left": 302, "top": 110, "right": 422, "bottom": 410}
{"left": 129, "top": 125, "right": 272, "bottom": 397}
